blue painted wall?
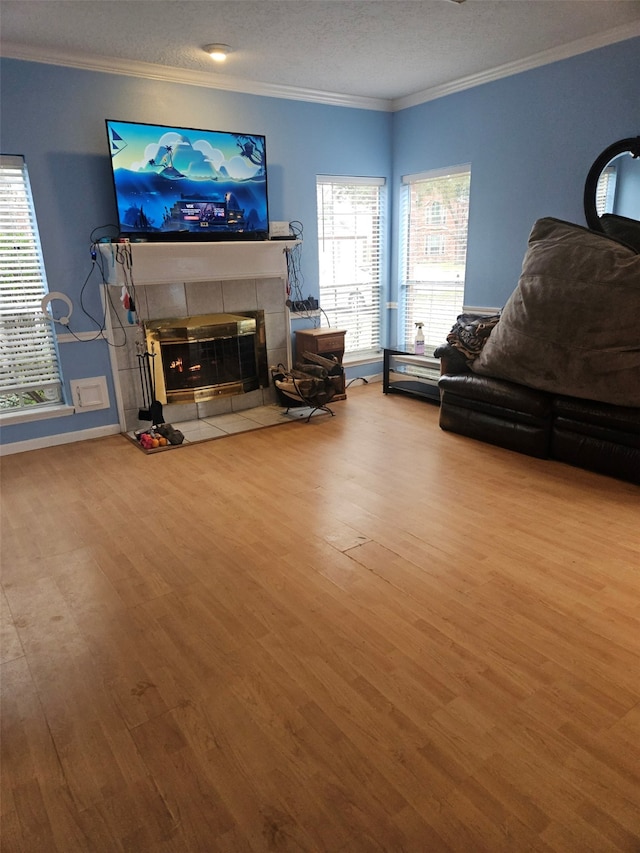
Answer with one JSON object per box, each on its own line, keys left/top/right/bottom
{"left": 391, "top": 37, "right": 640, "bottom": 314}
{"left": 1, "top": 36, "right": 638, "bottom": 446}
{"left": 0, "top": 59, "right": 391, "bottom": 445}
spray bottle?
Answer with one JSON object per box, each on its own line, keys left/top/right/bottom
{"left": 414, "top": 322, "right": 425, "bottom": 355}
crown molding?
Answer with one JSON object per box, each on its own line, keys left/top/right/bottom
{"left": 392, "top": 22, "right": 640, "bottom": 111}
{"left": 0, "top": 42, "right": 391, "bottom": 112}
{"left": 2, "top": 20, "right": 638, "bottom": 114}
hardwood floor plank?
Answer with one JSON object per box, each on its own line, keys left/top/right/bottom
{"left": 0, "top": 587, "right": 23, "bottom": 665}
{"left": 130, "top": 711, "right": 238, "bottom": 847}
{"left": 1, "top": 384, "right": 639, "bottom": 850}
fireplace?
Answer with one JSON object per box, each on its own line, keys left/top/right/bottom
{"left": 102, "top": 241, "right": 296, "bottom": 432}
{"left": 145, "top": 311, "right": 269, "bottom": 405}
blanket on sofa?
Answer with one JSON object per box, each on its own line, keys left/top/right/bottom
{"left": 472, "top": 217, "right": 640, "bottom": 407}
{"left": 446, "top": 312, "right": 501, "bottom": 364}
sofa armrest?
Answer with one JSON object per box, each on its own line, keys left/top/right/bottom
{"left": 434, "top": 343, "right": 472, "bottom": 375}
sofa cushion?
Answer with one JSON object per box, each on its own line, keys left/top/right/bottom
{"left": 553, "top": 417, "right": 640, "bottom": 450}
{"left": 551, "top": 428, "right": 640, "bottom": 483}
{"left": 439, "top": 405, "right": 551, "bottom": 459}
{"left": 600, "top": 214, "right": 640, "bottom": 253}
{"left": 553, "top": 395, "right": 640, "bottom": 435}
{"left": 472, "top": 217, "right": 640, "bottom": 407}
{"left": 439, "top": 373, "right": 552, "bottom": 418}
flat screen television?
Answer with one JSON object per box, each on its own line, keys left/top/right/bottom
{"left": 105, "top": 119, "right": 269, "bottom": 241}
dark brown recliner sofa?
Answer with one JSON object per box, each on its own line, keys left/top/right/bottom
{"left": 435, "top": 343, "right": 640, "bottom": 483}
{"left": 434, "top": 218, "right": 640, "bottom": 485}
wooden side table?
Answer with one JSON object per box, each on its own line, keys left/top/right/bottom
{"left": 295, "top": 328, "right": 347, "bottom": 400}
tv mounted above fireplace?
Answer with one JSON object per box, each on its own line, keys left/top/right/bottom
{"left": 105, "top": 119, "right": 269, "bottom": 242}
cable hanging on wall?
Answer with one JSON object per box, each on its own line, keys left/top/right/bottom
{"left": 284, "top": 220, "right": 320, "bottom": 321}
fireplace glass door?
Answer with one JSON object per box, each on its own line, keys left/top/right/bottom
{"left": 145, "top": 311, "right": 268, "bottom": 405}
{"left": 162, "top": 334, "right": 258, "bottom": 395}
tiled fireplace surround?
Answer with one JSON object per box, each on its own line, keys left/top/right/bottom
{"left": 103, "top": 242, "right": 295, "bottom": 432}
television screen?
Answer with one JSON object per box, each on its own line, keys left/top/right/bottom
{"left": 105, "top": 119, "right": 269, "bottom": 241}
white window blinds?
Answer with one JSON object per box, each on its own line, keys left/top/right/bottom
{"left": 317, "top": 176, "right": 384, "bottom": 357}
{"left": 0, "top": 154, "right": 62, "bottom": 410}
{"left": 399, "top": 165, "right": 471, "bottom": 355}
{"left": 596, "top": 165, "right": 616, "bottom": 216}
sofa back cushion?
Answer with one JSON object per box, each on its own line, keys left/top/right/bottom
{"left": 472, "top": 217, "right": 640, "bottom": 407}
{"left": 600, "top": 214, "right": 640, "bottom": 253}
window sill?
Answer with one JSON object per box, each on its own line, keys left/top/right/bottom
{"left": 343, "top": 350, "right": 383, "bottom": 367}
{"left": 0, "top": 404, "right": 75, "bottom": 426}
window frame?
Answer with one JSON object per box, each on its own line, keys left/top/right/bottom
{"left": 316, "top": 175, "right": 385, "bottom": 360}
{"left": 0, "top": 154, "right": 65, "bottom": 417}
{"left": 399, "top": 164, "right": 471, "bottom": 356}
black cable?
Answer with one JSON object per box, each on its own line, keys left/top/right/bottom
{"left": 89, "top": 224, "right": 120, "bottom": 243}
{"left": 111, "top": 243, "right": 141, "bottom": 322}
{"left": 79, "top": 256, "right": 108, "bottom": 333}
{"left": 284, "top": 220, "right": 321, "bottom": 323}
{"left": 285, "top": 244, "right": 304, "bottom": 303}
{"left": 104, "top": 284, "right": 130, "bottom": 346}
{"left": 60, "top": 227, "right": 136, "bottom": 346}
{"left": 289, "top": 220, "right": 303, "bottom": 240}
{"left": 62, "top": 259, "right": 127, "bottom": 347}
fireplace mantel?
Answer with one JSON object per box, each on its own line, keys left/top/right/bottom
{"left": 100, "top": 239, "right": 299, "bottom": 285}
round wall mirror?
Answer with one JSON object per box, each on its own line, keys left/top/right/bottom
{"left": 583, "top": 136, "right": 640, "bottom": 232}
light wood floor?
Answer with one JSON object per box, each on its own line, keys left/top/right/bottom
{"left": 1, "top": 383, "right": 639, "bottom": 852}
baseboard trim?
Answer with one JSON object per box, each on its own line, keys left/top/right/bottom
{"left": 0, "top": 424, "right": 122, "bottom": 456}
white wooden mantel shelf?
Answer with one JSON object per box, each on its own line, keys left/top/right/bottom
{"left": 99, "top": 239, "right": 299, "bottom": 286}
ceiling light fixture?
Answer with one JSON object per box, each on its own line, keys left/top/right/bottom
{"left": 204, "top": 44, "right": 233, "bottom": 62}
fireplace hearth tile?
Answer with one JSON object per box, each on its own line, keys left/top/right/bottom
{"left": 162, "top": 402, "right": 199, "bottom": 424}
{"left": 229, "top": 387, "right": 270, "bottom": 413}
{"left": 201, "top": 413, "right": 267, "bottom": 434}
{"left": 240, "top": 406, "right": 288, "bottom": 426}
{"left": 174, "top": 419, "right": 229, "bottom": 442}
{"left": 196, "top": 395, "right": 234, "bottom": 419}
{"left": 125, "top": 404, "right": 296, "bottom": 452}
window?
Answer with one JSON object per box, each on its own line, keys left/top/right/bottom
{"left": 0, "top": 155, "right": 63, "bottom": 411}
{"left": 317, "top": 176, "right": 384, "bottom": 358}
{"left": 425, "top": 234, "right": 446, "bottom": 256}
{"left": 399, "top": 165, "right": 471, "bottom": 355}
{"left": 425, "top": 201, "right": 445, "bottom": 226}
{"left": 595, "top": 164, "right": 617, "bottom": 216}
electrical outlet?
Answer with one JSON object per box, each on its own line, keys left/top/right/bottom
{"left": 71, "top": 376, "right": 109, "bottom": 411}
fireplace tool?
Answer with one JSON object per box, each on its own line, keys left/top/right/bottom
{"left": 136, "top": 340, "right": 164, "bottom": 425}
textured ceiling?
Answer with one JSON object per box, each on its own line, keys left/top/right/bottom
{"left": 2, "top": 0, "right": 640, "bottom": 105}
